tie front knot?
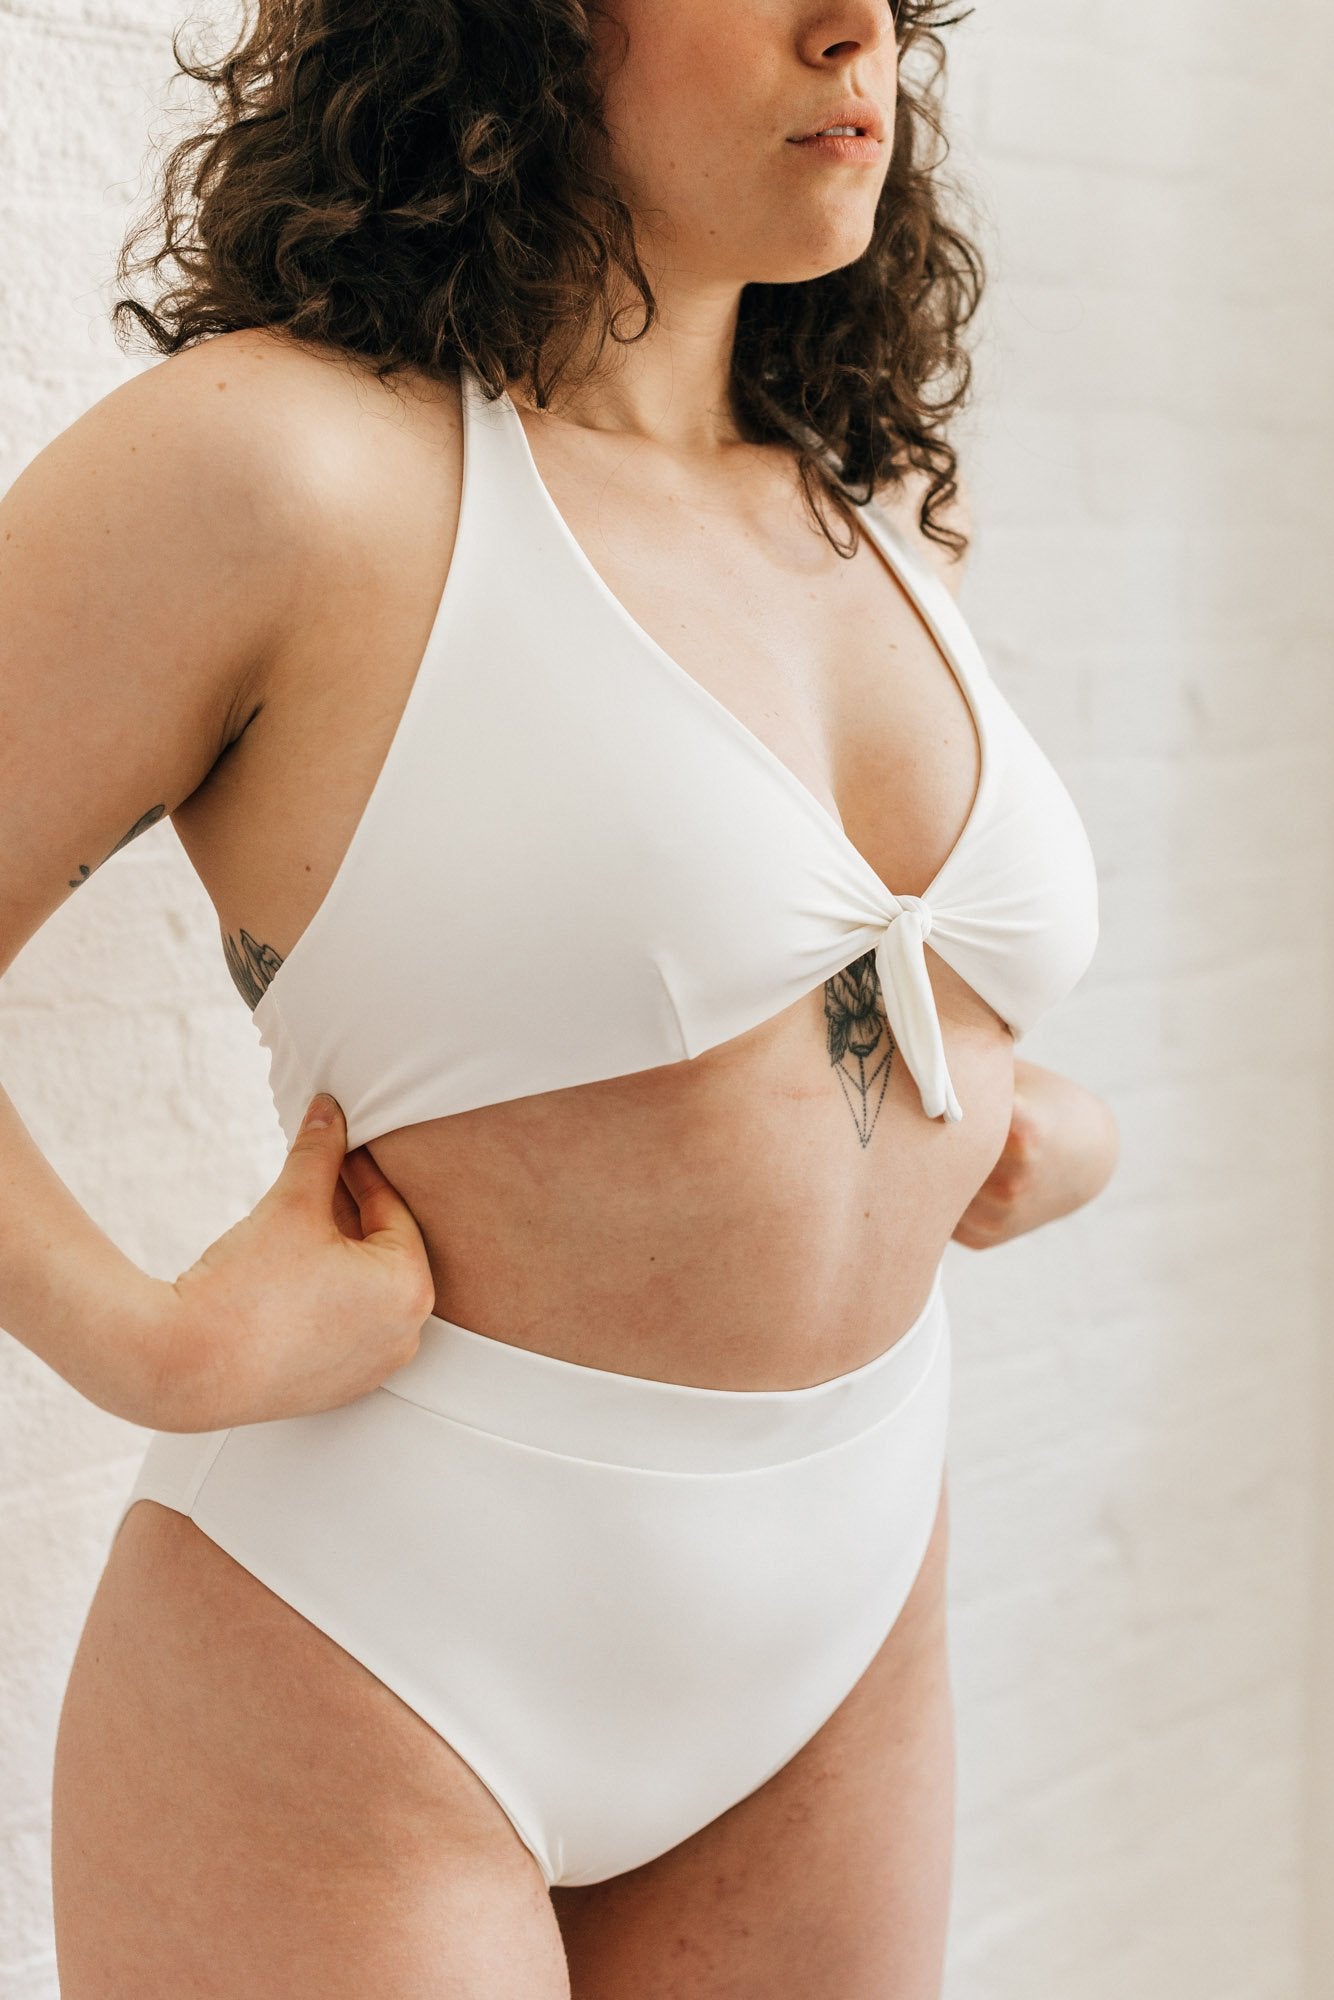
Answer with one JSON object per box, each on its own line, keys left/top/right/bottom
{"left": 870, "top": 891, "right": 963, "bottom": 1124}
{"left": 893, "top": 893, "right": 933, "bottom": 943}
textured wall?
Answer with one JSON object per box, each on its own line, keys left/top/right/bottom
{"left": 938, "top": 4, "right": 1334, "bottom": 1995}
{"left": 1, "top": 2, "right": 1331, "bottom": 1996}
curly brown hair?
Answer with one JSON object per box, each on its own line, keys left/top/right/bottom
{"left": 113, "top": 0, "right": 985, "bottom": 559}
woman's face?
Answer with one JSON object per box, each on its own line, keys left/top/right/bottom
{"left": 591, "top": 0, "right": 899, "bottom": 289}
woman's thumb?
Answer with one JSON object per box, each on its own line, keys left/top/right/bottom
{"left": 283, "top": 1093, "right": 347, "bottom": 1187}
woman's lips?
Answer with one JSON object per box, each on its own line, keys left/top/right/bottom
{"left": 785, "top": 131, "right": 882, "bottom": 163}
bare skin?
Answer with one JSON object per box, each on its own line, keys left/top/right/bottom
{"left": 50, "top": 0, "right": 1029, "bottom": 1988}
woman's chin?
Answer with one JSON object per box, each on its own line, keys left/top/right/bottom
{"left": 744, "top": 226, "right": 881, "bottom": 289}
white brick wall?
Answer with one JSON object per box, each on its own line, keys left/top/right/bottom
{"left": 2, "top": 3, "right": 1331, "bottom": 1995}
{"left": 937, "top": 5, "right": 1334, "bottom": 1996}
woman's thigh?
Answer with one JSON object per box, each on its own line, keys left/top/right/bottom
{"left": 550, "top": 1470, "right": 954, "bottom": 2000}
{"left": 51, "top": 1499, "right": 570, "bottom": 2000}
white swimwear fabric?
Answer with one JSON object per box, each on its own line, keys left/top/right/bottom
{"left": 250, "top": 364, "right": 1100, "bottom": 1149}
{"left": 119, "top": 1260, "right": 951, "bottom": 1889}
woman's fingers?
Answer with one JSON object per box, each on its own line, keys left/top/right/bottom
{"left": 339, "top": 1146, "right": 433, "bottom": 1308}
{"left": 332, "top": 1169, "right": 364, "bottom": 1240}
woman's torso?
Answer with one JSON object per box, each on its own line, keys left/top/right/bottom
{"left": 173, "top": 331, "right": 1061, "bottom": 1389}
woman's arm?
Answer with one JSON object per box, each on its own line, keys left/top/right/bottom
{"left": 3, "top": 338, "right": 435, "bottom": 1433}
{"left": 0, "top": 341, "right": 303, "bottom": 1421}
{"left": 951, "top": 1057, "right": 1120, "bottom": 1250}
{"left": 0, "top": 1082, "right": 185, "bottom": 1425}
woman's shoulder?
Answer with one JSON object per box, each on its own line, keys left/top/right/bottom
{"left": 140, "top": 329, "right": 469, "bottom": 692}
{"left": 127, "top": 327, "right": 467, "bottom": 494}
{"left": 162, "top": 326, "right": 466, "bottom": 477}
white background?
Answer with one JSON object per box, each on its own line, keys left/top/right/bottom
{"left": 1, "top": 1, "right": 1332, "bottom": 1994}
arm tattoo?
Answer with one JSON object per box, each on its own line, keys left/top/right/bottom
{"left": 223, "top": 927, "right": 285, "bottom": 1010}
{"left": 825, "top": 951, "right": 895, "bottom": 1148}
{"left": 67, "top": 805, "right": 167, "bottom": 888}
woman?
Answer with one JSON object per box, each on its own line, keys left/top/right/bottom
{"left": 0, "top": 0, "right": 1117, "bottom": 1990}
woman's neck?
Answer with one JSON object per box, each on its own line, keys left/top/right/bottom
{"left": 507, "top": 272, "right": 745, "bottom": 451}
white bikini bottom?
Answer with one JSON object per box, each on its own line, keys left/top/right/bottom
{"left": 116, "top": 1258, "right": 952, "bottom": 1890}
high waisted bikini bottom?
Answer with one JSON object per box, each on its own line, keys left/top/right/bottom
{"left": 116, "top": 1258, "right": 952, "bottom": 1889}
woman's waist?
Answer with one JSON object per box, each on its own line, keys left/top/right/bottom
{"left": 383, "top": 1254, "right": 950, "bottom": 1473}
{"left": 403, "top": 1174, "right": 967, "bottom": 1389}
{"left": 362, "top": 1052, "right": 1004, "bottom": 1388}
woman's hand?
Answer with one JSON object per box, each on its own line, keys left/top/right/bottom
{"left": 951, "top": 1060, "right": 1119, "bottom": 1251}
{"left": 152, "top": 1093, "right": 437, "bottom": 1431}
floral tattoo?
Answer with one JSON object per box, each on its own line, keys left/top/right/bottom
{"left": 825, "top": 951, "right": 895, "bottom": 1147}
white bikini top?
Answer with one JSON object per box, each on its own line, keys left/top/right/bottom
{"left": 252, "top": 364, "right": 1100, "bottom": 1153}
